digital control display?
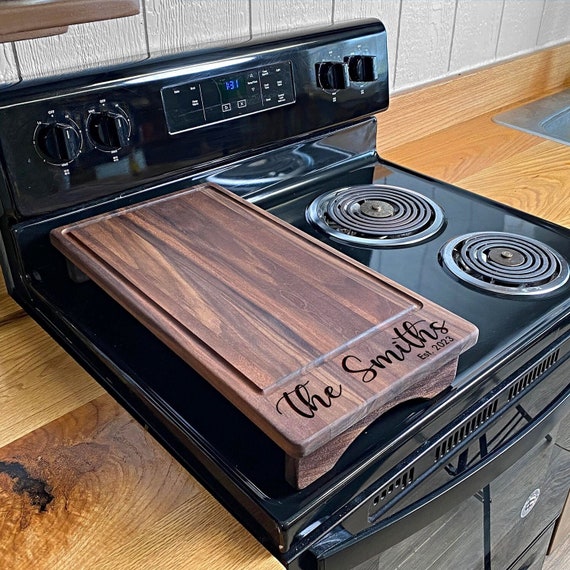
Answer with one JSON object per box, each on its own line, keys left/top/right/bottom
{"left": 215, "top": 75, "right": 249, "bottom": 103}
{"left": 161, "top": 61, "right": 295, "bottom": 134}
{"left": 224, "top": 79, "right": 240, "bottom": 90}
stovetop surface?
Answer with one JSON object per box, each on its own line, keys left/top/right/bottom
{"left": 5, "top": 126, "right": 570, "bottom": 553}
{"left": 14, "top": 141, "right": 567, "bottom": 493}
{"left": 256, "top": 157, "right": 570, "bottom": 382}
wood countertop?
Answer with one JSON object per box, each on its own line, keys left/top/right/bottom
{"left": 1, "top": 45, "right": 569, "bottom": 569}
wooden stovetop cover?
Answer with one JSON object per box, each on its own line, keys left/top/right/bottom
{"left": 50, "top": 183, "right": 478, "bottom": 458}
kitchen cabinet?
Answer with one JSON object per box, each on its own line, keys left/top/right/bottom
{"left": 0, "top": 0, "right": 139, "bottom": 42}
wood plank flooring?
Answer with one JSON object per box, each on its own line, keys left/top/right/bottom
{"left": 545, "top": 532, "right": 570, "bottom": 570}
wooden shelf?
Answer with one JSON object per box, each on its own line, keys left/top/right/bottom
{"left": 0, "top": 0, "right": 140, "bottom": 43}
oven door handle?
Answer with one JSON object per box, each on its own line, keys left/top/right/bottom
{"left": 309, "top": 388, "right": 570, "bottom": 570}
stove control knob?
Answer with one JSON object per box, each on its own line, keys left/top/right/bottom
{"left": 345, "top": 55, "right": 378, "bottom": 82}
{"left": 87, "top": 108, "right": 131, "bottom": 151}
{"left": 316, "top": 61, "right": 350, "bottom": 90}
{"left": 34, "top": 120, "right": 82, "bottom": 165}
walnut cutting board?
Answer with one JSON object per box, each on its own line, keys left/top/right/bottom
{"left": 50, "top": 183, "right": 478, "bottom": 478}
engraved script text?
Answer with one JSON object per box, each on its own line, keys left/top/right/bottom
{"left": 275, "top": 381, "right": 343, "bottom": 419}
{"left": 341, "top": 320, "right": 449, "bottom": 383}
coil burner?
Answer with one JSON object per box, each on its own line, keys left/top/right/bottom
{"left": 306, "top": 184, "right": 445, "bottom": 247}
{"left": 440, "top": 231, "right": 570, "bottom": 295}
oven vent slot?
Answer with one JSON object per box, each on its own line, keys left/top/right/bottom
{"left": 434, "top": 399, "right": 499, "bottom": 462}
{"left": 508, "top": 349, "right": 560, "bottom": 401}
{"left": 370, "top": 467, "right": 415, "bottom": 509}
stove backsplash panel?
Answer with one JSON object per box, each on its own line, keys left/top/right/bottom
{"left": 0, "top": 20, "right": 388, "bottom": 219}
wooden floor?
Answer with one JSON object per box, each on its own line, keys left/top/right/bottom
{"left": 545, "top": 533, "right": 570, "bottom": 570}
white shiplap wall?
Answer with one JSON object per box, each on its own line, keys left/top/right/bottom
{"left": 0, "top": 0, "right": 568, "bottom": 92}
{"left": 145, "top": 0, "right": 250, "bottom": 55}
{"left": 449, "top": 0, "right": 504, "bottom": 73}
{"left": 0, "top": 43, "right": 19, "bottom": 87}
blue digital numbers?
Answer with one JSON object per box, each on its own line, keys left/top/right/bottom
{"left": 225, "top": 79, "right": 239, "bottom": 91}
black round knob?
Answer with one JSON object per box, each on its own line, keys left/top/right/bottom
{"left": 346, "top": 55, "right": 377, "bottom": 82}
{"left": 87, "top": 108, "right": 130, "bottom": 151}
{"left": 34, "top": 121, "right": 82, "bottom": 165}
{"left": 317, "top": 62, "right": 350, "bottom": 90}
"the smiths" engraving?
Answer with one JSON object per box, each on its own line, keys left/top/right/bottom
{"left": 274, "top": 320, "right": 451, "bottom": 419}
{"left": 275, "top": 381, "right": 343, "bottom": 418}
{"left": 341, "top": 320, "right": 449, "bottom": 383}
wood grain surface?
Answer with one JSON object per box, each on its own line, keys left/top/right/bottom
{"left": 0, "top": 26, "right": 69, "bottom": 44}
{"left": 377, "top": 42, "right": 570, "bottom": 152}
{"left": 0, "top": 278, "right": 25, "bottom": 324}
{"left": 0, "top": 317, "right": 104, "bottom": 448}
{"left": 1, "top": 48, "right": 569, "bottom": 568}
{"left": 288, "top": 358, "right": 458, "bottom": 489}
{"left": 0, "top": 0, "right": 139, "bottom": 41}
{"left": 0, "top": 394, "right": 278, "bottom": 570}
{"left": 50, "top": 183, "right": 477, "bottom": 487}
{"left": 382, "top": 110, "right": 570, "bottom": 229}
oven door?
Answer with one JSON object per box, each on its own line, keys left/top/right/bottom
{"left": 302, "top": 376, "right": 570, "bottom": 570}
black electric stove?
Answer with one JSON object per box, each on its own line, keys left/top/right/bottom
{"left": 0, "top": 20, "right": 569, "bottom": 570}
